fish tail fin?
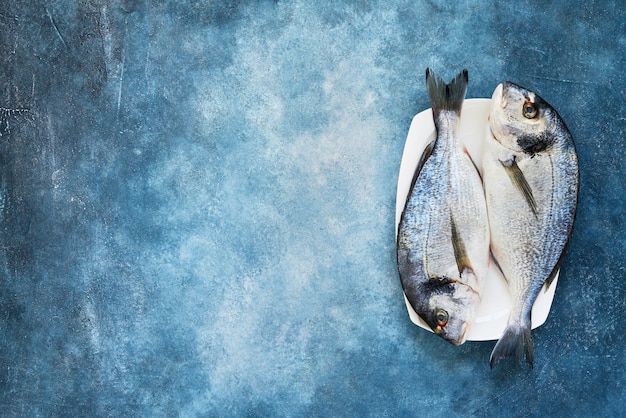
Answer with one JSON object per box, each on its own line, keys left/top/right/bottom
{"left": 425, "top": 68, "right": 468, "bottom": 121}
{"left": 489, "top": 322, "right": 534, "bottom": 369}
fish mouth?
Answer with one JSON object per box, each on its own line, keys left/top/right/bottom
{"left": 488, "top": 83, "right": 507, "bottom": 146}
{"left": 491, "top": 83, "right": 504, "bottom": 108}
{"left": 451, "top": 322, "right": 471, "bottom": 345}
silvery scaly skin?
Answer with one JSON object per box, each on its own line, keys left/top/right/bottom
{"left": 483, "top": 82, "right": 579, "bottom": 368}
{"left": 397, "top": 69, "right": 490, "bottom": 345}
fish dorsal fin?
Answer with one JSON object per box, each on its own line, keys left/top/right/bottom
{"left": 500, "top": 157, "right": 538, "bottom": 217}
{"left": 543, "top": 232, "right": 574, "bottom": 291}
{"left": 543, "top": 264, "right": 559, "bottom": 291}
{"left": 408, "top": 138, "right": 436, "bottom": 195}
{"left": 450, "top": 214, "right": 473, "bottom": 276}
{"left": 489, "top": 248, "right": 508, "bottom": 283}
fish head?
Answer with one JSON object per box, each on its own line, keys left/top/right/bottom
{"left": 489, "top": 81, "right": 557, "bottom": 155}
{"left": 416, "top": 278, "right": 480, "bottom": 345}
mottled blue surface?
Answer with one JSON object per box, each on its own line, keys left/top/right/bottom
{"left": 0, "top": 1, "right": 624, "bottom": 416}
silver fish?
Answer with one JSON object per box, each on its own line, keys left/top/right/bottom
{"left": 483, "top": 82, "right": 579, "bottom": 368}
{"left": 397, "top": 69, "right": 490, "bottom": 345}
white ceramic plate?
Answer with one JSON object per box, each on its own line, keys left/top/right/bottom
{"left": 395, "top": 98, "right": 558, "bottom": 341}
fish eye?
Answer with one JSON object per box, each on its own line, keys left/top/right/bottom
{"left": 522, "top": 102, "right": 538, "bottom": 119}
{"left": 435, "top": 309, "right": 449, "bottom": 327}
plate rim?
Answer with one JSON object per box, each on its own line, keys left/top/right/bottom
{"left": 395, "top": 98, "right": 559, "bottom": 342}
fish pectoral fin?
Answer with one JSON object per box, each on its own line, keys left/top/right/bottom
{"left": 499, "top": 157, "right": 538, "bottom": 217}
{"left": 450, "top": 214, "right": 473, "bottom": 275}
{"left": 459, "top": 266, "right": 477, "bottom": 284}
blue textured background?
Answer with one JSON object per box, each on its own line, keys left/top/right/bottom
{"left": 1, "top": 1, "right": 624, "bottom": 416}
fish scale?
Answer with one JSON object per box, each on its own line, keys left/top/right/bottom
{"left": 397, "top": 69, "right": 490, "bottom": 345}
{"left": 483, "top": 82, "right": 579, "bottom": 368}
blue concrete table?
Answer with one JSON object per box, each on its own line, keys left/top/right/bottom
{"left": 1, "top": 1, "right": 623, "bottom": 416}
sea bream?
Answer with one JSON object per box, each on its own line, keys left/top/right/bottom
{"left": 397, "top": 69, "right": 490, "bottom": 345}
{"left": 483, "top": 82, "right": 579, "bottom": 368}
